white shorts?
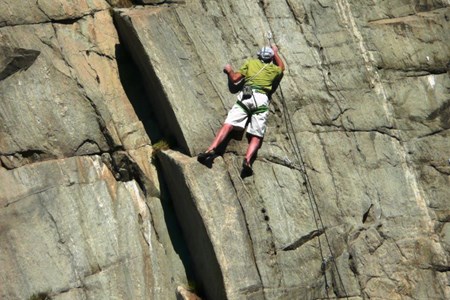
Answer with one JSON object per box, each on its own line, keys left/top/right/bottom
{"left": 224, "top": 91, "right": 269, "bottom": 137}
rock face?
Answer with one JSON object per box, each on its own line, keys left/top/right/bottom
{"left": 1, "top": 1, "right": 449, "bottom": 300}
{"left": 0, "top": 2, "right": 187, "bottom": 299}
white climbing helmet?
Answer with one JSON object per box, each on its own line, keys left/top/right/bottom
{"left": 257, "top": 46, "right": 274, "bottom": 60}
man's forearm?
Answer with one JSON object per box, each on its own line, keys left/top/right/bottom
{"left": 273, "top": 52, "right": 285, "bottom": 71}
{"left": 225, "top": 68, "right": 243, "bottom": 83}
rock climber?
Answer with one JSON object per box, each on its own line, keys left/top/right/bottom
{"left": 197, "top": 44, "right": 285, "bottom": 175}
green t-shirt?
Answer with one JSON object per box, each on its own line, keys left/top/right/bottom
{"left": 239, "top": 58, "right": 282, "bottom": 93}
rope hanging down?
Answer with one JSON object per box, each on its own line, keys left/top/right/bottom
{"left": 277, "top": 83, "right": 349, "bottom": 299}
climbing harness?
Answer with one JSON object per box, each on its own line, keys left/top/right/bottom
{"left": 236, "top": 99, "right": 268, "bottom": 116}
{"left": 241, "top": 85, "right": 254, "bottom": 99}
{"left": 238, "top": 60, "right": 272, "bottom": 117}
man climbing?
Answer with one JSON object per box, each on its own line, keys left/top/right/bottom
{"left": 197, "top": 44, "right": 285, "bottom": 175}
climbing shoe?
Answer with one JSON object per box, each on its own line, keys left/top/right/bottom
{"left": 241, "top": 159, "right": 253, "bottom": 176}
{"left": 197, "top": 149, "right": 216, "bottom": 164}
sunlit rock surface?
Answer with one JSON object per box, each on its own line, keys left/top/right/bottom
{"left": 1, "top": 0, "right": 449, "bottom": 299}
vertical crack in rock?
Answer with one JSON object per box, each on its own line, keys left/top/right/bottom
{"left": 84, "top": 51, "right": 114, "bottom": 87}
{"left": 316, "top": 133, "right": 345, "bottom": 215}
{"left": 143, "top": 203, "right": 162, "bottom": 244}
{"left": 111, "top": 21, "right": 202, "bottom": 297}
{"left": 84, "top": 92, "right": 121, "bottom": 151}
{"left": 276, "top": 49, "right": 352, "bottom": 298}
{"left": 114, "top": 41, "right": 163, "bottom": 143}
{"left": 226, "top": 165, "right": 266, "bottom": 298}
{"left": 362, "top": 204, "right": 373, "bottom": 224}
{"left": 35, "top": 0, "right": 52, "bottom": 22}
{"left": 47, "top": 22, "right": 120, "bottom": 153}
{"left": 285, "top": 0, "right": 309, "bottom": 27}
{"left": 113, "top": 12, "right": 188, "bottom": 153}
{"left": 110, "top": 26, "right": 188, "bottom": 269}
{"left": 38, "top": 195, "right": 84, "bottom": 287}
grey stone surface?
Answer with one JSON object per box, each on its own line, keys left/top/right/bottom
{"left": 158, "top": 150, "right": 262, "bottom": 300}
{"left": 115, "top": 1, "right": 449, "bottom": 299}
{"left": 0, "top": 0, "right": 449, "bottom": 299}
{"left": 0, "top": 0, "right": 110, "bottom": 26}
{"left": 0, "top": 2, "right": 188, "bottom": 299}
{"left": 0, "top": 156, "right": 184, "bottom": 299}
{"left": 0, "top": 9, "right": 150, "bottom": 168}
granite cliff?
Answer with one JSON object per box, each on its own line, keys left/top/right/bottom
{"left": 0, "top": 1, "right": 449, "bottom": 299}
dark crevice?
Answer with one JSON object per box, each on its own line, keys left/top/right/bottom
{"left": 48, "top": 19, "right": 120, "bottom": 154}
{"left": 152, "top": 157, "right": 197, "bottom": 287}
{"left": 28, "top": 292, "right": 51, "bottom": 300}
{"left": 348, "top": 253, "right": 358, "bottom": 276}
{"left": 0, "top": 11, "right": 103, "bottom": 28}
{"left": 417, "top": 128, "right": 449, "bottom": 139}
{"left": 226, "top": 163, "right": 265, "bottom": 298}
{"left": 35, "top": 0, "right": 103, "bottom": 26}
{"left": 0, "top": 47, "right": 40, "bottom": 80}
{"left": 381, "top": 66, "right": 449, "bottom": 76}
{"left": 199, "top": 0, "right": 208, "bottom": 11}
{"left": 113, "top": 11, "right": 200, "bottom": 298}
{"left": 426, "top": 99, "right": 450, "bottom": 129}
{"left": 99, "top": 150, "right": 160, "bottom": 197}
{"left": 282, "top": 228, "right": 324, "bottom": 251}
{"left": 74, "top": 139, "right": 102, "bottom": 155}
{"left": 155, "top": 153, "right": 224, "bottom": 300}
{"left": 285, "top": 0, "right": 309, "bottom": 26}
{"left": 0, "top": 150, "right": 51, "bottom": 170}
{"left": 85, "top": 49, "right": 115, "bottom": 61}
{"left": 431, "top": 264, "right": 450, "bottom": 272}
{"left": 113, "top": 13, "right": 184, "bottom": 153}
{"left": 362, "top": 204, "right": 374, "bottom": 224}
{"left": 50, "top": 17, "right": 85, "bottom": 25}
{"left": 429, "top": 162, "right": 450, "bottom": 176}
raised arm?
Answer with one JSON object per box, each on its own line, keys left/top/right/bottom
{"left": 223, "top": 64, "right": 244, "bottom": 83}
{"left": 271, "top": 45, "right": 285, "bottom": 71}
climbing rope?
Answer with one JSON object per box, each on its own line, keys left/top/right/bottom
{"left": 277, "top": 85, "right": 349, "bottom": 299}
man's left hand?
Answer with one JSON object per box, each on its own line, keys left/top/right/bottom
{"left": 223, "top": 64, "right": 232, "bottom": 73}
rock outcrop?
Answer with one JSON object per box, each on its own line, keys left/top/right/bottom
{"left": 0, "top": 2, "right": 187, "bottom": 299}
{"left": 1, "top": 0, "right": 449, "bottom": 299}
